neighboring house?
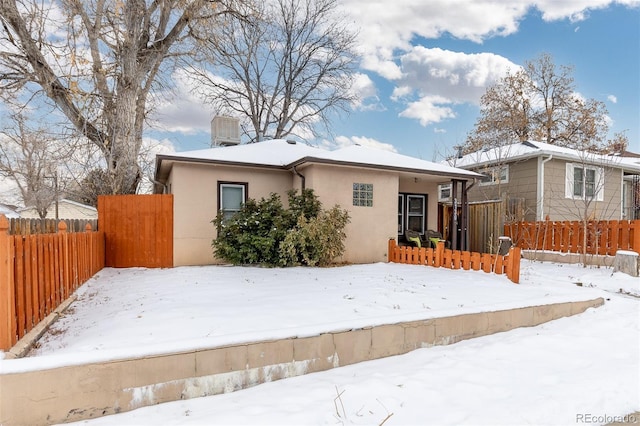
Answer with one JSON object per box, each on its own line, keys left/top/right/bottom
{"left": 448, "top": 141, "right": 640, "bottom": 222}
{"left": 0, "top": 203, "right": 20, "bottom": 219}
{"left": 18, "top": 199, "right": 98, "bottom": 220}
{"left": 154, "top": 139, "right": 481, "bottom": 266}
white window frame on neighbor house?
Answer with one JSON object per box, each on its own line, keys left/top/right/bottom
{"left": 565, "top": 163, "right": 604, "bottom": 201}
{"left": 218, "top": 182, "right": 247, "bottom": 220}
{"left": 438, "top": 183, "right": 452, "bottom": 201}
{"left": 479, "top": 165, "right": 509, "bottom": 186}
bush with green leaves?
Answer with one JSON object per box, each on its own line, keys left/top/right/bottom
{"left": 212, "top": 189, "right": 349, "bottom": 267}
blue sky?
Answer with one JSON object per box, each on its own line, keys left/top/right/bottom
{"left": 149, "top": 0, "right": 639, "bottom": 161}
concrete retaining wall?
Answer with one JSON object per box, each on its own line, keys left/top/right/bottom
{"left": 0, "top": 298, "right": 604, "bottom": 425}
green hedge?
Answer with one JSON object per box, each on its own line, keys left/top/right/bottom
{"left": 212, "top": 189, "right": 349, "bottom": 267}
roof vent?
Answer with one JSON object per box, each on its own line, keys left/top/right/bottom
{"left": 211, "top": 116, "right": 241, "bottom": 147}
{"left": 286, "top": 139, "right": 297, "bottom": 145}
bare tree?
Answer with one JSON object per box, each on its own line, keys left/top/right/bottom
{"left": 189, "top": 0, "right": 357, "bottom": 142}
{"left": 0, "top": 111, "right": 71, "bottom": 218}
{"left": 0, "top": 0, "right": 239, "bottom": 194}
{"left": 464, "top": 69, "right": 532, "bottom": 153}
{"left": 464, "top": 53, "right": 627, "bottom": 154}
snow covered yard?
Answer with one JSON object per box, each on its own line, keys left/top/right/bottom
{"left": 23, "top": 260, "right": 630, "bottom": 363}
{"left": 3, "top": 259, "right": 638, "bottom": 425}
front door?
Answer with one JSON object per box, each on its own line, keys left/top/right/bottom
{"left": 398, "top": 193, "right": 427, "bottom": 241}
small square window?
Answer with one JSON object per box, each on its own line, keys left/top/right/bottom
{"left": 353, "top": 182, "right": 373, "bottom": 207}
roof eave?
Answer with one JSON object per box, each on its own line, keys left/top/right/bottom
{"left": 290, "top": 156, "right": 482, "bottom": 180}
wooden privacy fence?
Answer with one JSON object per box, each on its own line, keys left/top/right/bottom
{"left": 388, "top": 239, "right": 521, "bottom": 284}
{"left": 505, "top": 220, "right": 640, "bottom": 256}
{"left": 0, "top": 215, "right": 105, "bottom": 351}
{"left": 98, "top": 194, "right": 173, "bottom": 268}
{"left": 7, "top": 218, "right": 98, "bottom": 235}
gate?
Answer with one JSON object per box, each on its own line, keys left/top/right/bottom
{"left": 97, "top": 194, "right": 173, "bottom": 268}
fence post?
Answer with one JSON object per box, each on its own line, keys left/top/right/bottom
{"left": 435, "top": 241, "right": 444, "bottom": 267}
{"left": 0, "top": 214, "right": 16, "bottom": 350}
{"left": 507, "top": 246, "right": 521, "bottom": 284}
{"left": 388, "top": 239, "right": 395, "bottom": 262}
{"left": 86, "top": 223, "right": 93, "bottom": 275}
{"left": 633, "top": 220, "right": 640, "bottom": 254}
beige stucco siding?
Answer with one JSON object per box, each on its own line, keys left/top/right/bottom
{"left": 302, "top": 164, "right": 398, "bottom": 264}
{"left": 170, "top": 162, "right": 295, "bottom": 266}
{"left": 544, "top": 159, "right": 622, "bottom": 221}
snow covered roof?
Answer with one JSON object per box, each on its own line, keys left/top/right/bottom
{"left": 449, "top": 140, "right": 640, "bottom": 173}
{"left": 156, "top": 139, "right": 481, "bottom": 182}
{"left": 158, "top": 139, "right": 324, "bottom": 168}
{"left": 0, "top": 203, "right": 19, "bottom": 219}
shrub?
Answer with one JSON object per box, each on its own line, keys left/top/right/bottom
{"left": 212, "top": 194, "right": 289, "bottom": 265}
{"left": 279, "top": 206, "right": 350, "bottom": 267}
{"left": 212, "top": 189, "right": 349, "bottom": 266}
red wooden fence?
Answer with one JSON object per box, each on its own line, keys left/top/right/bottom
{"left": 98, "top": 194, "right": 173, "bottom": 268}
{"left": 505, "top": 220, "right": 640, "bottom": 256}
{"left": 0, "top": 215, "right": 105, "bottom": 350}
{"left": 388, "top": 239, "right": 521, "bottom": 284}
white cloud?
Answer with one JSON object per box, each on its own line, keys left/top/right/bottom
{"left": 607, "top": 94, "right": 618, "bottom": 103}
{"left": 399, "top": 95, "right": 456, "bottom": 127}
{"left": 532, "top": 0, "right": 639, "bottom": 22}
{"left": 397, "top": 47, "right": 519, "bottom": 104}
{"left": 350, "top": 73, "right": 384, "bottom": 111}
{"left": 339, "top": 0, "right": 638, "bottom": 79}
{"left": 148, "top": 70, "right": 214, "bottom": 134}
{"left": 321, "top": 135, "right": 398, "bottom": 152}
{"left": 339, "top": 0, "right": 530, "bottom": 78}
{"left": 390, "top": 48, "right": 518, "bottom": 126}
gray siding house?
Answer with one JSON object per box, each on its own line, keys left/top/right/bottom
{"left": 447, "top": 141, "right": 640, "bottom": 222}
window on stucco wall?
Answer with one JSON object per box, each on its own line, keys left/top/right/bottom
{"left": 219, "top": 182, "right": 247, "bottom": 220}
{"left": 353, "top": 183, "right": 373, "bottom": 207}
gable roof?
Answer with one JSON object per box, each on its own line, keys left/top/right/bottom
{"left": 16, "top": 198, "right": 97, "bottom": 214}
{"left": 449, "top": 140, "right": 640, "bottom": 173}
{"left": 0, "top": 203, "right": 19, "bottom": 219}
{"left": 155, "top": 139, "right": 482, "bottom": 183}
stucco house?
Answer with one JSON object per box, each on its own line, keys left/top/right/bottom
{"left": 154, "top": 139, "right": 481, "bottom": 266}
{"left": 447, "top": 141, "right": 640, "bottom": 222}
{"left": 18, "top": 198, "right": 98, "bottom": 220}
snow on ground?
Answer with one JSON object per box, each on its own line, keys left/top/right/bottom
{"left": 1, "top": 259, "right": 638, "bottom": 425}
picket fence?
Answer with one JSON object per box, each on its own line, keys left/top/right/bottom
{"left": 7, "top": 218, "right": 98, "bottom": 235}
{"left": 0, "top": 215, "right": 105, "bottom": 350}
{"left": 388, "top": 239, "right": 521, "bottom": 284}
{"left": 504, "top": 220, "right": 640, "bottom": 256}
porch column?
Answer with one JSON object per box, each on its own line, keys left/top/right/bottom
{"left": 451, "top": 179, "right": 458, "bottom": 250}
{"left": 460, "top": 180, "right": 468, "bottom": 251}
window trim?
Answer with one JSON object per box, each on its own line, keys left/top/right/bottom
{"left": 565, "top": 163, "right": 603, "bottom": 201}
{"left": 478, "top": 165, "right": 509, "bottom": 186}
{"left": 438, "top": 183, "right": 452, "bottom": 201}
{"left": 398, "top": 192, "right": 427, "bottom": 237}
{"left": 218, "top": 181, "right": 248, "bottom": 218}
{"left": 353, "top": 182, "right": 374, "bottom": 207}
{"left": 398, "top": 194, "right": 404, "bottom": 234}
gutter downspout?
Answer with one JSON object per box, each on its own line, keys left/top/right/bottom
{"left": 292, "top": 166, "right": 306, "bottom": 190}
{"left": 538, "top": 155, "right": 553, "bottom": 220}
{"left": 151, "top": 179, "right": 168, "bottom": 194}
